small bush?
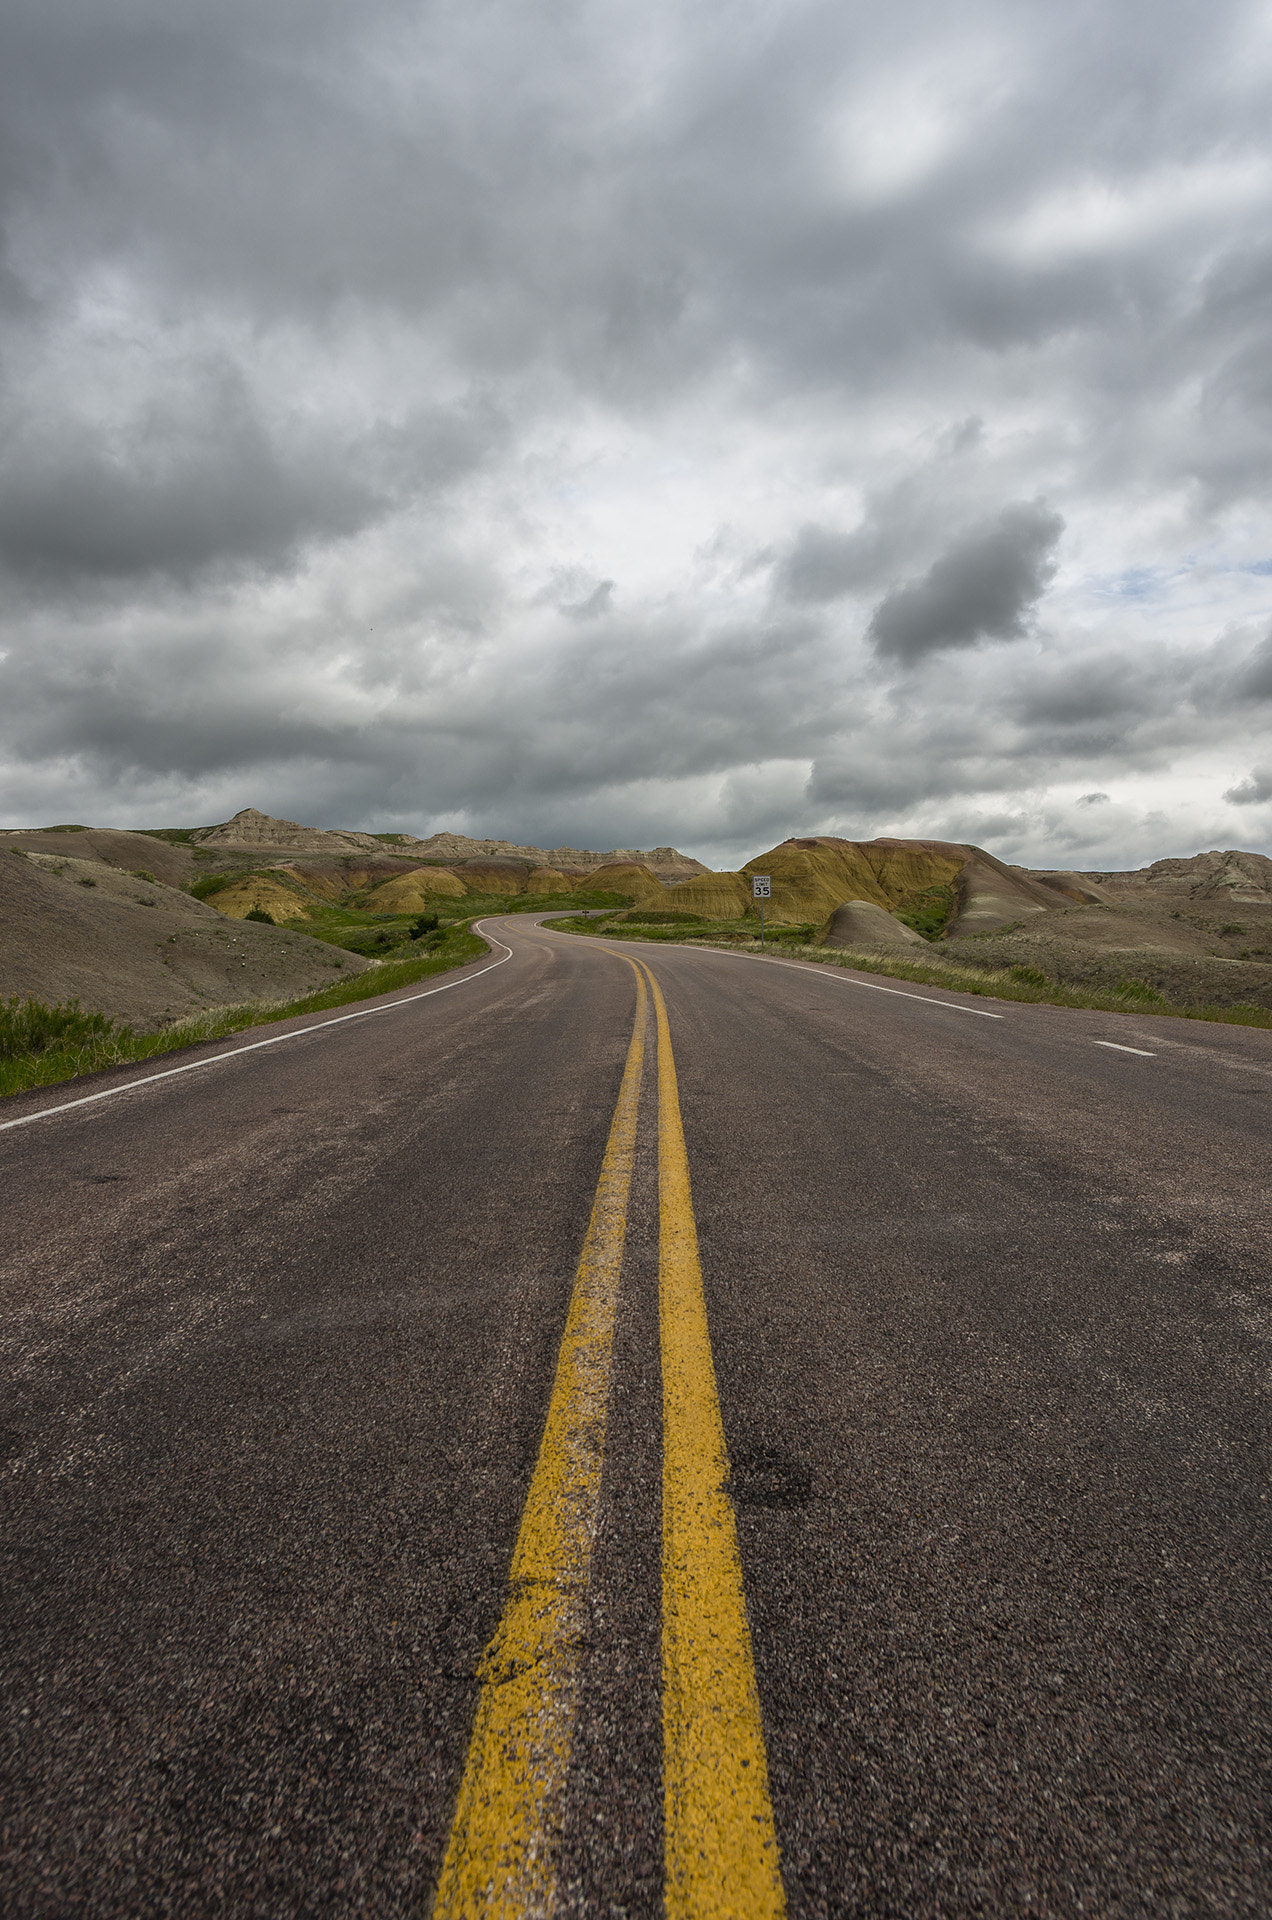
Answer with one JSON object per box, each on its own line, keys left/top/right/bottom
{"left": 1009, "top": 964, "right": 1050, "bottom": 987}
{"left": 78, "top": 876, "right": 97, "bottom": 888}
{"left": 411, "top": 912, "right": 440, "bottom": 936}
{"left": 1219, "top": 924, "right": 1244, "bottom": 936}
{"left": 1114, "top": 978, "right": 1167, "bottom": 1005}
{"left": 245, "top": 907, "right": 275, "bottom": 925}
{"left": 0, "top": 995, "right": 120, "bottom": 1060}
{"left": 190, "top": 873, "right": 234, "bottom": 899}
{"left": 132, "top": 868, "right": 156, "bottom": 883}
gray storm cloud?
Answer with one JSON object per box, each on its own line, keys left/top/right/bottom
{"left": 867, "top": 504, "right": 1064, "bottom": 665}
{"left": 0, "top": 0, "right": 1269, "bottom": 868}
{"left": 1225, "top": 770, "right": 1272, "bottom": 805}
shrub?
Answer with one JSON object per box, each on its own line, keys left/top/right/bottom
{"left": 411, "top": 911, "right": 440, "bottom": 936}
{"left": 78, "top": 876, "right": 97, "bottom": 887}
{"left": 1009, "top": 964, "right": 1050, "bottom": 987}
{"left": 1115, "top": 978, "right": 1167, "bottom": 1005}
{"left": 245, "top": 907, "right": 275, "bottom": 925}
{"left": 132, "top": 868, "right": 156, "bottom": 883}
{"left": 0, "top": 995, "right": 119, "bottom": 1059}
{"left": 190, "top": 873, "right": 234, "bottom": 899}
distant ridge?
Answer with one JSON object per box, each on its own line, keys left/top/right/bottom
{"left": 190, "top": 809, "right": 710, "bottom": 879}
{"left": 191, "top": 808, "right": 385, "bottom": 854}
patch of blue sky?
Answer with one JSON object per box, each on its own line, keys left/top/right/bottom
{"left": 1093, "top": 566, "right": 1170, "bottom": 601}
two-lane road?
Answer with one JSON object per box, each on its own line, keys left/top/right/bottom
{"left": 3, "top": 918, "right": 1271, "bottom": 1915}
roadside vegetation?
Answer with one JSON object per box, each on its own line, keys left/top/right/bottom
{"left": 545, "top": 913, "right": 1272, "bottom": 1031}
{"left": 0, "top": 921, "right": 489, "bottom": 1100}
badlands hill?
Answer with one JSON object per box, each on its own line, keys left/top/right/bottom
{"left": 191, "top": 808, "right": 709, "bottom": 878}
{"left": 0, "top": 844, "right": 366, "bottom": 1028}
{"left": 4, "top": 807, "right": 1272, "bottom": 1025}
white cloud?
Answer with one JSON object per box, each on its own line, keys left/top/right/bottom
{"left": 0, "top": 0, "right": 1270, "bottom": 874}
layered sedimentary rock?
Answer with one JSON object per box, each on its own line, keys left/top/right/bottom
{"left": 188, "top": 811, "right": 710, "bottom": 879}
{"left": 1087, "top": 849, "right": 1272, "bottom": 903}
{"left": 728, "top": 837, "right": 1059, "bottom": 933}
{"left": 407, "top": 832, "right": 708, "bottom": 879}
{"left": 192, "top": 809, "right": 386, "bottom": 854}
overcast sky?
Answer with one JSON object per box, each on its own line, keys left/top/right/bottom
{"left": 2, "top": 0, "right": 1271, "bottom": 868}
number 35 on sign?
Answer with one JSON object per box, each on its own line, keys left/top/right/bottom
{"left": 751, "top": 875, "right": 771, "bottom": 899}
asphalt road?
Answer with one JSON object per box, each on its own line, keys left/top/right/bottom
{"left": 3, "top": 916, "right": 1272, "bottom": 1917}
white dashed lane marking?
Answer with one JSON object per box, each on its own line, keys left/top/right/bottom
{"left": 1093, "top": 1041, "right": 1156, "bottom": 1056}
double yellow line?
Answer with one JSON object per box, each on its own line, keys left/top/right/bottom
{"left": 432, "top": 956, "right": 785, "bottom": 1919}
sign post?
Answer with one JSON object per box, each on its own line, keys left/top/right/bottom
{"left": 751, "top": 873, "right": 771, "bottom": 948}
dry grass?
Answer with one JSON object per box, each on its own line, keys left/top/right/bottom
{"left": 707, "top": 936, "right": 1272, "bottom": 1029}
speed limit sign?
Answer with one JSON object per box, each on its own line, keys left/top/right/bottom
{"left": 751, "top": 873, "right": 771, "bottom": 948}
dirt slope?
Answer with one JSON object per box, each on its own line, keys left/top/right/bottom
{"left": 0, "top": 827, "right": 193, "bottom": 887}
{"left": 823, "top": 901, "right": 927, "bottom": 951}
{"left": 0, "top": 851, "right": 367, "bottom": 1029}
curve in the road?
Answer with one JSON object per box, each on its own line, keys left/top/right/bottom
{"left": 0, "top": 922, "right": 515, "bottom": 1135}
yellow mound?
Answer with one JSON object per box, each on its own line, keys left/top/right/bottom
{"left": 742, "top": 839, "right": 965, "bottom": 924}
{"left": 211, "top": 876, "right": 312, "bottom": 922}
{"left": 288, "top": 863, "right": 411, "bottom": 898}
{"left": 588, "top": 862, "right": 673, "bottom": 906}
{"left": 662, "top": 871, "right": 753, "bottom": 918}
{"left": 287, "top": 868, "right": 349, "bottom": 901}
{"left": 528, "top": 866, "right": 573, "bottom": 891}
{"left": 362, "top": 868, "right": 469, "bottom": 910}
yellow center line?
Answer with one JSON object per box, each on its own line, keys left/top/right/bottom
{"left": 432, "top": 958, "right": 647, "bottom": 1919}
{"left": 635, "top": 958, "right": 787, "bottom": 1920}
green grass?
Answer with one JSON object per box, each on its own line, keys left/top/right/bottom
{"left": 189, "top": 871, "right": 236, "bottom": 900}
{"left": 297, "top": 887, "right": 632, "bottom": 955}
{"left": 547, "top": 914, "right": 1272, "bottom": 1031}
{"left": 893, "top": 883, "right": 958, "bottom": 942}
{"left": 0, "top": 926, "right": 489, "bottom": 1101}
{"left": 545, "top": 912, "right": 816, "bottom": 945}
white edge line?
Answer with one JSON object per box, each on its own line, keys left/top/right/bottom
{"left": 544, "top": 926, "right": 1005, "bottom": 1019}
{"left": 755, "top": 953, "right": 1005, "bottom": 1017}
{"left": 1093, "top": 1040, "right": 1156, "bottom": 1056}
{"left": 0, "top": 922, "right": 514, "bottom": 1134}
